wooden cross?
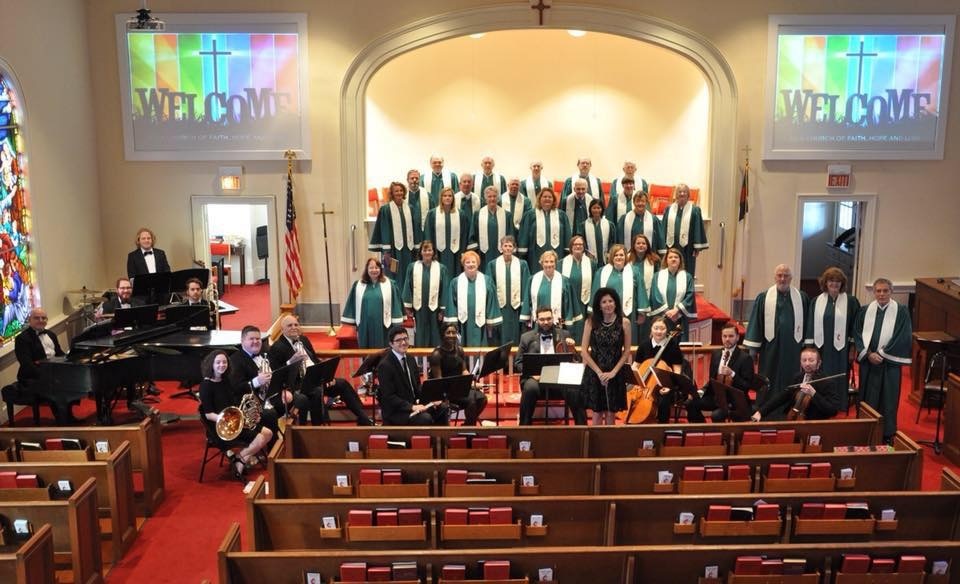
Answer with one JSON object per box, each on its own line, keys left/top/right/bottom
{"left": 531, "top": 0, "right": 551, "bottom": 26}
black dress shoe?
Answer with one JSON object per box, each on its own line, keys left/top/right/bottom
{"left": 146, "top": 386, "right": 161, "bottom": 396}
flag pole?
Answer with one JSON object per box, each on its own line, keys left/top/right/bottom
{"left": 283, "top": 149, "right": 303, "bottom": 307}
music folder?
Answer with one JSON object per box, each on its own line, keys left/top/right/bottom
{"left": 420, "top": 374, "right": 472, "bottom": 403}
{"left": 522, "top": 352, "right": 575, "bottom": 378}
{"left": 540, "top": 363, "right": 585, "bottom": 388}
{"left": 302, "top": 356, "right": 341, "bottom": 390}
{"left": 476, "top": 342, "right": 513, "bottom": 379}
{"left": 708, "top": 379, "right": 751, "bottom": 421}
{"left": 113, "top": 304, "right": 160, "bottom": 329}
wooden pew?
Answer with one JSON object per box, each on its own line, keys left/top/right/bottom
{"left": 269, "top": 434, "right": 922, "bottom": 498}
{"left": 0, "top": 441, "right": 136, "bottom": 564}
{"left": 272, "top": 406, "right": 882, "bottom": 460}
{"left": 0, "top": 478, "right": 102, "bottom": 584}
{"left": 247, "top": 472, "right": 960, "bottom": 551}
{"left": 217, "top": 519, "right": 960, "bottom": 584}
{"left": 0, "top": 523, "right": 56, "bottom": 584}
{"left": 0, "top": 414, "right": 165, "bottom": 515}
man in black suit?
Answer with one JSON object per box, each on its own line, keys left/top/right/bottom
{"left": 127, "top": 227, "right": 171, "bottom": 278}
{"left": 267, "top": 315, "right": 373, "bottom": 426}
{"left": 11, "top": 307, "right": 75, "bottom": 424}
{"left": 97, "top": 278, "right": 145, "bottom": 318}
{"left": 377, "top": 324, "right": 448, "bottom": 425}
{"left": 515, "top": 307, "right": 587, "bottom": 425}
{"left": 227, "top": 325, "right": 282, "bottom": 435}
{"left": 686, "top": 322, "right": 755, "bottom": 422}
{"left": 752, "top": 345, "right": 843, "bottom": 421}
{"left": 181, "top": 278, "right": 208, "bottom": 306}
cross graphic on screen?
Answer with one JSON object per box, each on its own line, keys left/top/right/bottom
{"left": 846, "top": 39, "right": 878, "bottom": 96}
{"left": 199, "top": 38, "right": 233, "bottom": 94}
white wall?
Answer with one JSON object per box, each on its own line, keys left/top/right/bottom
{"left": 205, "top": 203, "right": 268, "bottom": 284}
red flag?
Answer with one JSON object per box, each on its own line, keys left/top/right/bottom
{"left": 284, "top": 166, "right": 303, "bottom": 300}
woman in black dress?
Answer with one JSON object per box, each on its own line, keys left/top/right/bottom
{"left": 199, "top": 350, "right": 273, "bottom": 480}
{"left": 427, "top": 323, "right": 488, "bottom": 425}
{"left": 581, "top": 287, "right": 632, "bottom": 426}
{"left": 634, "top": 316, "right": 685, "bottom": 423}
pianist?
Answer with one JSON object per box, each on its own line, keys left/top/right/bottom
{"left": 11, "top": 307, "right": 76, "bottom": 424}
{"left": 96, "top": 278, "right": 144, "bottom": 320}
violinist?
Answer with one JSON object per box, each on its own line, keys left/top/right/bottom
{"left": 686, "top": 322, "right": 754, "bottom": 422}
{"left": 634, "top": 316, "right": 685, "bottom": 423}
{"left": 751, "top": 346, "right": 843, "bottom": 421}
{"left": 515, "top": 307, "right": 587, "bottom": 425}
{"left": 427, "top": 323, "right": 488, "bottom": 426}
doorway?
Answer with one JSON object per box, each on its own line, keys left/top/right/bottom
{"left": 795, "top": 194, "right": 877, "bottom": 302}
{"left": 190, "top": 195, "right": 280, "bottom": 331}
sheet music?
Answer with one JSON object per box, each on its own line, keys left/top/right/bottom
{"left": 557, "top": 362, "right": 585, "bottom": 385}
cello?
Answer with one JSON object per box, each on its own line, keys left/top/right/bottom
{"left": 622, "top": 322, "right": 682, "bottom": 424}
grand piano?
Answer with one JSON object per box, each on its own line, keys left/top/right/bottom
{"left": 39, "top": 319, "right": 242, "bottom": 425}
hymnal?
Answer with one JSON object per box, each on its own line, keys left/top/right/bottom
{"left": 44, "top": 438, "right": 63, "bottom": 451}
{"left": 358, "top": 469, "right": 381, "bottom": 485}
{"left": 727, "top": 464, "right": 750, "bottom": 481}
{"left": 760, "top": 429, "right": 777, "bottom": 444}
{"left": 0, "top": 472, "right": 17, "bottom": 488}
{"left": 754, "top": 504, "right": 779, "bottom": 521}
{"left": 775, "top": 429, "right": 796, "bottom": 444}
{"left": 761, "top": 559, "right": 784, "bottom": 574}
{"left": 845, "top": 502, "right": 871, "bottom": 520}
{"left": 367, "top": 435, "right": 388, "bottom": 449}
{"left": 898, "top": 555, "right": 926, "bottom": 573}
{"left": 489, "top": 507, "right": 512, "bottom": 524}
{"left": 471, "top": 437, "right": 489, "bottom": 449}
{"left": 685, "top": 432, "right": 704, "bottom": 446}
{"left": 444, "top": 508, "right": 468, "bottom": 525}
{"left": 741, "top": 431, "right": 761, "bottom": 445}
{"left": 466, "top": 477, "right": 497, "bottom": 484}
{"left": 767, "top": 464, "right": 789, "bottom": 479}
{"left": 398, "top": 508, "right": 422, "bottom": 526}
{"left": 483, "top": 560, "right": 510, "bottom": 580}
{"left": 782, "top": 558, "right": 807, "bottom": 575}
{"left": 703, "top": 466, "right": 724, "bottom": 481}
{"left": 19, "top": 441, "right": 41, "bottom": 451}
{"left": 392, "top": 562, "right": 418, "bottom": 580}
{"left": 800, "top": 502, "right": 824, "bottom": 519}
{"left": 347, "top": 510, "right": 373, "bottom": 527}
{"left": 410, "top": 435, "right": 430, "bottom": 449}
{"left": 61, "top": 438, "right": 82, "bottom": 450}
{"left": 734, "top": 556, "right": 764, "bottom": 575}
{"left": 365, "top": 565, "right": 391, "bottom": 581}
{"left": 840, "top": 555, "right": 871, "bottom": 574}
{"left": 441, "top": 564, "right": 467, "bottom": 580}
{"left": 448, "top": 436, "right": 468, "bottom": 448}
{"left": 870, "top": 558, "right": 896, "bottom": 573}
{"left": 445, "top": 469, "right": 468, "bottom": 484}
{"left": 788, "top": 464, "right": 810, "bottom": 479}
{"left": 488, "top": 435, "right": 508, "bottom": 449}
{"left": 382, "top": 471, "right": 402, "bottom": 485}
{"left": 682, "top": 466, "right": 705, "bottom": 481}
{"left": 703, "top": 432, "right": 723, "bottom": 446}
{"left": 809, "top": 462, "right": 831, "bottom": 478}
{"left": 706, "top": 505, "right": 731, "bottom": 521}
{"left": 468, "top": 509, "right": 490, "bottom": 525}
{"left": 16, "top": 474, "right": 39, "bottom": 488}
{"left": 822, "top": 503, "right": 847, "bottom": 520}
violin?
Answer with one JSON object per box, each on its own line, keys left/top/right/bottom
{"left": 622, "top": 321, "right": 682, "bottom": 424}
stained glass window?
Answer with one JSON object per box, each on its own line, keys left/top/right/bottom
{"left": 0, "top": 72, "right": 39, "bottom": 341}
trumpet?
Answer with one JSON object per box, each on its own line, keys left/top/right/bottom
{"left": 216, "top": 391, "right": 264, "bottom": 441}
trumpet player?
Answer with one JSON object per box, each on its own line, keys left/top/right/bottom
{"left": 200, "top": 350, "right": 272, "bottom": 481}
{"left": 268, "top": 315, "right": 373, "bottom": 426}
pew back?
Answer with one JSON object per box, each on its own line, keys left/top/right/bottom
{"left": 0, "top": 524, "right": 56, "bottom": 584}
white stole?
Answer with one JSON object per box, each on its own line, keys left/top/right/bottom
{"left": 411, "top": 261, "right": 441, "bottom": 311}
{"left": 584, "top": 219, "right": 611, "bottom": 263}
{"left": 426, "top": 171, "right": 453, "bottom": 193}
{"left": 859, "top": 300, "right": 900, "bottom": 360}
{"left": 568, "top": 174, "right": 602, "bottom": 197}
{"left": 434, "top": 209, "right": 460, "bottom": 252}
{"left": 501, "top": 193, "right": 526, "bottom": 229}
{"left": 456, "top": 191, "right": 481, "bottom": 215}
{"left": 478, "top": 207, "right": 507, "bottom": 253}
{"left": 474, "top": 172, "right": 504, "bottom": 195}
{"left": 657, "top": 269, "right": 688, "bottom": 310}
{"left": 354, "top": 281, "right": 393, "bottom": 329}
{"left": 763, "top": 285, "right": 803, "bottom": 343}
{"left": 388, "top": 201, "right": 415, "bottom": 250}
{"left": 411, "top": 189, "right": 429, "bottom": 229}
{"left": 665, "top": 202, "right": 694, "bottom": 247}
{"left": 457, "top": 273, "right": 487, "bottom": 327}
{"left": 623, "top": 210, "right": 654, "bottom": 245}
{"left": 599, "top": 264, "right": 635, "bottom": 316}
{"left": 531, "top": 271, "right": 564, "bottom": 323}
{"left": 640, "top": 260, "right": 655, "bottom": 296}
{"left": 612, "top": 177, "right": 630, "bottom": 222}
{"left": 814, "top": 292, "right": 848, "bottom": 351}
{"left": 494, "top": 256, "right": 522, "bottom": 309}
{"left": 535, "top": 209, "right": 561, "bottom": 248}
{"left": 524, "top": 176, "right": 550, "bottom": 197}
{"left": 562, "top": 255, "right": 592, "bottom": 304}
{"left": 565, "top": 193, "right": 595, "bottom": 226}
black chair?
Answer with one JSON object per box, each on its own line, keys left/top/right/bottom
{"left": 2, "top": 383, "right": 48, "bottom": 426}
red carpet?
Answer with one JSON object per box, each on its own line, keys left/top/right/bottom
{"left": 219, "top": 282, "right": 272, "bottom": 332}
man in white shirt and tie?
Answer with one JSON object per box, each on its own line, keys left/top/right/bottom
{"left": 687, "top": 322, "right": 754, "bottom": 422}
{"left": 126, "top": 227, "right": 171, "bottom": 278}
{"left": 377, "top": 325, "right": 447, "bottom": 425}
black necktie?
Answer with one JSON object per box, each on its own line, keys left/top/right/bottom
{"left": 401, "top": 357, "right": 415, "bottom": 397}
{"left": 143, "top": 250, "right": 153, "bottom": 256}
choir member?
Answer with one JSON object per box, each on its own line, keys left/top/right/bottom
{"left": 368, "top": 181, "right": 418, "bottom": 290}
{"left": 649, "top": 247, "right": 697, "bottom": 341}
{"left": 488, "top": 235, "right": 530, "bottom": 347}
{"left": 402, "top": 240, "right": 449, "bottom": 348}
{"left": 423, "top": 187, "right": 469, "bottom": 277}
{"left": 444, "top": 251, "right": 502, "bottom": 347}
{"left": 341, "top": 257, "right": 404, "bottom": 349}
{"left": 658, "top": 183, "right": 708, "bottom": 277}
{"left": 518, "top": 187, "right": 571, "bottom": 269}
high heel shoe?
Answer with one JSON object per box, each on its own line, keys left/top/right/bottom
{"left": 232, "top": 459, "right": 246, "bottom": 481}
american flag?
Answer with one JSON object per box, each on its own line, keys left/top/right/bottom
{"left": 284, "top": 164, "right": 303, "bottom": 300}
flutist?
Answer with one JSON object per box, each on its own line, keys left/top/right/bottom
{"left": 752, "top": 346, "right": 844, "bottom": 421}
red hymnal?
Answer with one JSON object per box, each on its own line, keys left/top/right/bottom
{"left": 706, "top": 505, "right": 731, "bottom": 521}
{"left": 822, "top": 503, "right": 847, "bottom": 520}
{"left": 358, "top": 469, "right": 382, "bottom": 485}
{"left": 682, "top": 466, "right": 705, "bottom": 481}
{"left": 410, "top": 435, "right": 431, "bottom": 449}
{"left": 754, "top": 504, "right": 780, "bottom": 521}
{"left": 703, "top": 466, "right": 725, "bottom": 481}
{"left": 448, "top": 436, "right": 468, "bottom": 448}
{"left": 441, "top": 564, "right": 467, "bottom": 580}
{"left": 767, "top": 464, "right": 789, "bottom": 479}
{"left": 870, "top": 558, "right": 896, "bottom": 573}
{"left": 800, "top": 503, "right": 825, "bottom": 519}
{"left": 471, "top": 437, "right": 489, "bottom": 449}
{"left": 727, "top": 464, "right": 750, "bottom": 481}
{"left": 741, "top": 431, "right": 761, "bottom": 445}
{"left": 0, "top": 472, "right": 17, "bottom": 488}
{"left": 489, "top": 507, "right": 512, "bottom": 524}
{"left": 375, "top": 510, "right": 398, "bottom": 526}
{"left": 776, "top": 429, "right": 796, "bottom": 444}
{"left": 382, "top": 470, "right": 402, "bottom": 484}
{"left": 898, "top": 555, "right": 927, "bottom": 573}
{"left": 788, "top": 464, "right": 810, "bottom": 479}
{"left": 44, "top": 438, "right": 63, "bottom": 450}
{"left": 664, "top": 433, "right": 683, "bottom": 447}
{"left": 468, "top": 509, "right": 490, "bottom": 525}
{"left": 483, "top": 560, "right": 511, "bottom": 580}
{"left": 760, "top": 430, "right": 777, "bottom": 444}
{"left": 734, "top": 556, "right": 764, "bottom": 575}
{"left": 15, "top": 474, "right": 39, "bottom": 488}
{"left": 365, "top": 566, "right": 392, "bottom": 581}
{"left": 339, "top": 562, "right": 367, "bottom": 582}
{"left": 703, "top": 432, "right": 723, "bottom": 446}
{"left": 444, "top": 508, "right": 468, "bottom": 525}
{"left": 367, "top": 434, "right": 388, "bottom": 449}
{"left": 445, "top": 469, "right": 468, "bottom": 484}
{"left": 398, "top": 508, "right": 422, "bottom": 525}
{"left": 347, "top": 509, "right": 373, "bottom": 527}
{"left": 488, "top": 435, "right": 508, "bottom": 449}
{"left": 684, "top": 432, "right": 704, "bottom": 446}
{"left": 840, "top": 554, "right": 871, "bottom": 574}
{"left": 809, "top": 462, "right": 831, "bottom": 478}
{"left": 761, "top": 559, "right": 784, "bottom": 574}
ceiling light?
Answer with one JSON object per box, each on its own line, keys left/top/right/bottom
{"left": 567, "top": 30, "right": 587, "bottom": 38}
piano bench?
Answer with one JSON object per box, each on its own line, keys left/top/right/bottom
{"left": 1, "top": 383, "right": 44, "bottom": 426}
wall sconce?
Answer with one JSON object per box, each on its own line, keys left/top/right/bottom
{"left": 219, "top": 166, "right": 243, "bottom": 191}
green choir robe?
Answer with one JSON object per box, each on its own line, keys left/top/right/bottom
{"left": 474, "top": 172, "right": 507, "bottom": 195}
{"left": 467, "top": 206, "right": 514, "bottom": 269}
{"left": 524, "top": 270, "right": 580, "bottom": 331}
{"left": 616, "top": 210, "right": 664, "bottom": 252}
{"left": 425, "top": 170, "right": 457, "bottom": 204}
{"left": 630, "top": 259, "right": 658, "bottom": 341}
{"left": 805, "top": 292, "right": 861, "bottom": 379}
{"left": 402, "top": 260, "right": 449, "bottom": 348}
{"left": 854, "top": 300, "right": 913, "bottom": 440}
{"left": 341, "top": 278, "right": 404, "bottom": 349}
{"left": 368, "top": 201, "right": 419, "bottom": 291}
{"left": 423, "top": 208, "right": 469, "bottom": 278}
{"left": 606, "top": 176, "right": 649, "bottom": 223}
{"left": 565, "top": 194, "right": 594, "bottom": 237}
{"left": 517, "top": 208, "right": 571, "bottom": 269}
{"left": 583, "top": 217, "right": 614, "bottom": 266}
{"left": 406, "top": 188, "right": 432, "bottom": 233}
{"left": 560, "top": 254, "right": 596, "bottom": 344}
{"left": 456, "top": 191, "right": 482, "bottom": 217}
{"left": 443, "top": 272, "right": 502, "bottom": 347}
{"left": 659, "top": 202, "right": 709, "bottom": 277}
{"left": 745, "top": 286, "right": 810, "bottom": 397}
{"left": 518, "top": 176, "right": 552, "bottom": 199}
{"left": 500, "top": 192, "right": 532, "bottom": 231}
{"left": 561, "top": 174, "right": 604, "bottom": 199}
{"left": 591, "top": 263, "right": 645, "bottom": 344}
{"left": 649, "top": 268, "right": 697, "bottom": 342}
{"left": 487, "top": 256, "right": 531, "bottom": 347}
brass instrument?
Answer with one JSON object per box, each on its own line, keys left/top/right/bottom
{"left": 204, "top": 269, "right": 220, "bottom": 329}
{"left": 216, "top": 378, "right": 267, "bottom": 441}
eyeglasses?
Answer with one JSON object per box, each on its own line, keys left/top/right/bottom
{"left": 392, "top": 336, "right": 410, "bottom": 344}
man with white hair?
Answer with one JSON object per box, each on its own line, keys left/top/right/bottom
{"left": 564, "top": 178, "right": 594, "bottom": 237}
{"left": 606, "top": 161, "right": 648, "bottom": 223}
{"left": 501, "top": 177, "right": 531, "bottom": 231}
{"left": 424, "top": 155, "right": 458, "bottom": 204}
{"left": 561, "top": 157, "right": 603, "bottom": 199}
{"left": 455, "top": 173, "right": 482, "bottom": 216}
{"left": 468, "top": 186, "right": 513, "bottom": 268}
{"left": 745, "top": 264, "right": 809, "bottom": 401}
{"left": 518, "top": 161, "right": 551, "bottom": 200}
{"left": 473, "top": 156, "right": 507, "bottom": 196}
{"left": 659, "top": 183, "right": 709, "bottom": 277}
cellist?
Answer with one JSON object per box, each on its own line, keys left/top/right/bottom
{"left": 751, "top": 346, "right": 843, "bottom": 421}
{"left": 686, "top": 322, "right": 755, "bottom": 422}
{"left": 634, "top": 316, "right": 685, "bottom": 423}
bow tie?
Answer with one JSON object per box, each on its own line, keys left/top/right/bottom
{"left": 540, "top": 334, "right": 553, "bottom": 341}
{"left": 142, "top": 250, "right": 153, "bottom": 256}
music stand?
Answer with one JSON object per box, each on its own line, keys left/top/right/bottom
{"left": 421, "top": 374, "right": 473, "bottom": 403}
{"left": 163, "top": 304, "right": 210, "bottom": 329}
{"left": 132, "top": 272, "right": 172, "bottom": 305}
{"left": 169, "top": 268, "right": 210, "bottom": 304}
{"left": 476, "top": 343, "right": 513, "bottom": 424}
{"left": 353, "top": 350, "right": 388, "bottom": 425}
{"left": 914, "top": 336, "right": 960, "bottom": 454}
{"left": 523, "top": 352, "right": 575, "bottom": 378}
{"left": 708, "top": 379, "right": 752, "bottom": 422}
{"left": 539, "top": 362, "right": 585, "bottom": 424}
{"left": 301, "top": 357, "right": 342, "bottom": 425}
{"left": 113, "top": 304, "right": 160, "bottom": 329}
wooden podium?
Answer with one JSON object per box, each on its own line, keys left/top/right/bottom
{"left": 910, "top": 278, "right": 960, "bottom": 404}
